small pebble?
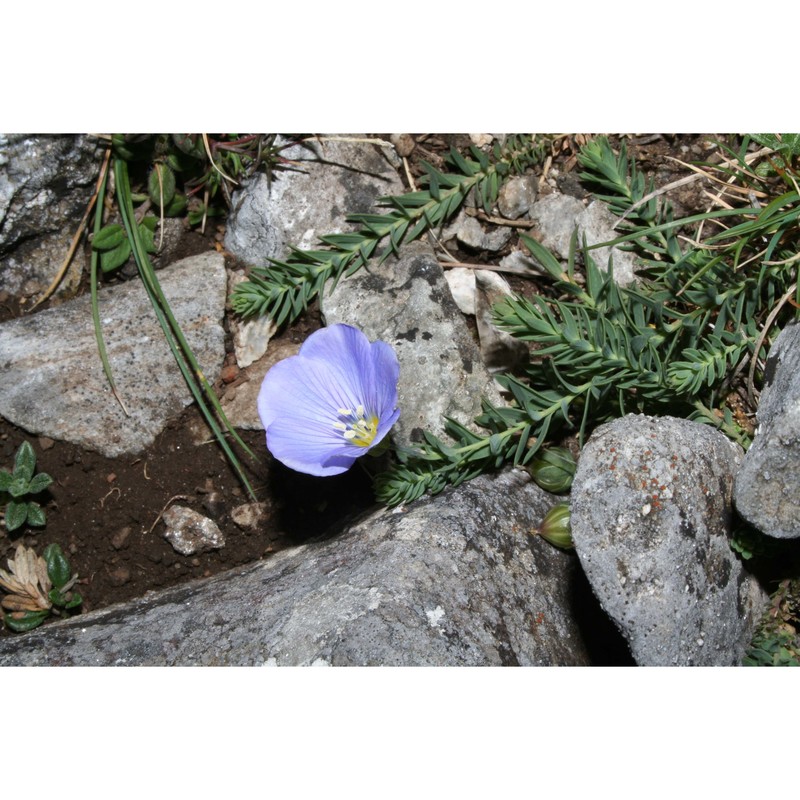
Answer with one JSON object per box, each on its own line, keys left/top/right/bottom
{"left": 107, "top": 472, "right": 117, "bottom": 483}
{"left": 390, "top": 133, "right": 415, "bottom": 158}
{"left": 108, "top": 566, "right": 131, "bottom": 587}
{"left": 220, "top": 364, "right": 239, "bottom": 384}
{"left": 111, "top": 527, "right": 131, "bottom": 550}
{"left": 202, "top": 491, "right": 226, "bottom": 517}
{"left": 38, "top": 436, "right": 55, "bottom": 451}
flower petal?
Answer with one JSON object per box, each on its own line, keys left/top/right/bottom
{"left": 257, "top": 324, "right": 400, "bottom": 476}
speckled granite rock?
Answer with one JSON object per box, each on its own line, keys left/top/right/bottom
{"left": 0, "top": 134, "right": 103, "bottom": 302}
{"left": 0, "top": 470, "right": 593, "bottom": 666}
{"left": 322, "top": 240, "right": 503, "bottom": 447}
{"left": 224, "top": 136, "right": 403, "bottom": 266}
{"left": 735, "top": 322, "right": 800, "bottom": 539}
{"left": 0, "top": 253, "right": 227, "bottom": 456}
{"left": 571, "top": 414, "right": 767, "bottom": 666}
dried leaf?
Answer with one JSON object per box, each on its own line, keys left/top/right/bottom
{"left": 0, "top": 544, "right": 52, "bottom": 612}
{"left": 1, "top": 595, "right": 48, "bottom": 612}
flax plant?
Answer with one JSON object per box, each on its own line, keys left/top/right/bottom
{"left": 375, "top": 135, "right": 800, "bottom": 506}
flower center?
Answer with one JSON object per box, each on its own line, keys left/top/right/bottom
{"left": 333, "top": 404, "right": 379, "bottom": 447}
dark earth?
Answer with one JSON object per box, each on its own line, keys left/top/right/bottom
{"left": 0, "top": 134, "right": 729, "bottom": 640}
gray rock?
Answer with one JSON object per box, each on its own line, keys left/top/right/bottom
{"left": 162, "top": 505, "right": 226, "bottom": 555}
{"left": 528, "top": 193, "right": 638, "bottom": 285}
{"left": 0, "top": 134, "right": 104, "bottom": 302}
{"left": 220, "top": 337, "right": 302, "bottom": 431}
{"left": 497, "top": 175, "right": 536, "bottom": 219}
{"left": 444, "top": 267, "right": 477, "bottom": 315}
{"left": 579, "top": 200, "right": 638, "bottom": 286}
{"left": 0, "top": 470, "right": 592, "bottom": 666}
{"left": 474, "top": 271, "right": 529, "bottom": 374}
{"left": 446, "top": 212, "right": 513, "bottom": 253}
{"left": 321, "top": 240, "right": 503, "bottom": 446}
{"left": 0, "top": 253, "right": 227, "bottom": 457}
{"left": 735, "top": 323, "right": 800, "bottom": 538}
{"left": 224, "top": 136, "right": 403, "bottom": 266}
{"left": 455, "top": 215, "right": 487, "bottom": 249}
{"left": 529, "top": 193, "right": 586, "bottom": 259}
{"left": 571, "top": 414, "right": 766, "bottom": 666}
{"left": 498, "top": 249, "right": 550, "bottom": 277}
{"left": 230, "top": 502, "right": 268, "bottom": 531}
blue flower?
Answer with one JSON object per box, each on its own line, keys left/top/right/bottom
{"left": 257, "top": 324, "right": 400, "bottom": 476}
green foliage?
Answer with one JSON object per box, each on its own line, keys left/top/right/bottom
{"left": 110, "top": 157, "right": 258, "bottom": 500}
{"left": 374, "top": 135, "right": 799, "bottom": 506}
{"left": 743, "top": 579, "right": 800, "bottom": 666}
{"left": 730, "top": 522, "right": 780, "bottom": 561}
{"left": 112, "top": 133, "right": 288, "bottom": 228}
{"left": 93, "top": 135, "right": 290, "bottom": 273}
{"left": 92, "top": 219, "right": 157, "bottom": 272}
{"left": 230, "top": 136, "right": 549, "bottom": 325}
{"left": 44, "top": 543, "right": 83, "bottom": 611}
{"left": 527, "top": 447, "right": 576, "bottom": 494}
{"left": 86, "top": 135, "right": 289, "bottom": 501}
{"left": 749, "top": 133, "right": 800, "bottom": 176}
{"left": 0, "top": 441, "right": 52, "bottom": 533}
{"left": 750, "top": 133, "right": 800, "bottom": 156}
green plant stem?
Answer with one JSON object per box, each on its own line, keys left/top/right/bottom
{"left": 113, "top": 158, "right": 257, "bottom": 500}
{"left": 91, "top": 152, "right": 129, "bottom": 415}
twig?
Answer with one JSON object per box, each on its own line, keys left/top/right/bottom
{"left": 202, "top": 133, "right": 238, "bottom": 186}
{"left": 467, "top": 208, "right": 536, "bottom": 229}
{"left": 147, "top": 494, "right": 189, "bottom": 534}
{"left": 30, "top": 146, "right": 112, "bottom": 310}
{"left": 439, "top": 259, "right": 538, "bottom": 276}
{"left": 403, "top": 156, "right": 417, "bottom": 192}
{"left": 99, "top": 487, "right": 120, "bottom": 508}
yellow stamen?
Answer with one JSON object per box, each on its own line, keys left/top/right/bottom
{"left": 335, "top": 406, "right": 379, "bottom": 447}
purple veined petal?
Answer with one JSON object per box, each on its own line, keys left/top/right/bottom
{"left": 365, "top": 339, "right": 401, "bottom": 418}
{"left": 296, "top": 324, "right": 379, "bottom": 411}
{"left": 257, "top": 324, "right": 400, "bottom": 477}
{"left": 264, "top": 416, "right": 361, "bottom": 476}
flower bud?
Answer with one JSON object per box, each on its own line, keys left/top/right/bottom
{"left": 527, "top": 447, "right": 576, "bottom": 493}
{"left": 531, "top": 502, "right": 573, "bottom": 549}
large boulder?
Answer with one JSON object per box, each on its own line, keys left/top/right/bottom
{"left": 0, "top": 470, "right": 593, "bottom": 666}
{"left": 0, "top": 134, "right": 103, "bottom": 302}
{"left": 735, "top": 322, "right": 800, "bottom": 539}
{"left": 571, "top": 414, "right": 767, "bottom": 665}
{"left": 0, "top": 253, "right": 227, "bottom": 456}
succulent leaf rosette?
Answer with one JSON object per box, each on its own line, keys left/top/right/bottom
{"left": 257, "top": 324, "right": 400, "bottom": 476}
